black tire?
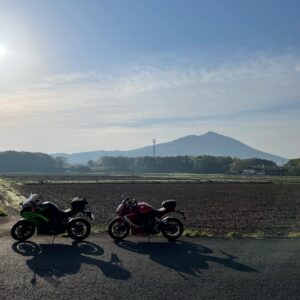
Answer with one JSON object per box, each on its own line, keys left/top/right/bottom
{"left": 67, "top": 218, "right": 91, "bottom": 241}
{"left": 161, "top": 218, "right": 184, "bottom": 241}
{"left": 11, "top": 220, "right": 35, "bottom": 241}
{"left": 108, "top": 219, "right": 130, "bottom": 241}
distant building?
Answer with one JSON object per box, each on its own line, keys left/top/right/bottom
{"left": 256, "top": 170, "right": 266, "bottom": 176}
{"left": 242, "top": 169, "right": 256, "bottom": 175}
{"left": 242, "top": 169, "right": 266, "bottom": 176}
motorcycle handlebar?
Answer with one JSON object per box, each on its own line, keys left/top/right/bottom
{"left": 121, "top": 197, "right": 137, "bottom": 208}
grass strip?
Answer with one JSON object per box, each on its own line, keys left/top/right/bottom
{"left": 90, "top": 226, "right": 300, "bottom": 238}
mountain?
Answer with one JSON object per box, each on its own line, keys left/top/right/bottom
{"left": 52, "top": 132, "right": 287, "bottom": 165}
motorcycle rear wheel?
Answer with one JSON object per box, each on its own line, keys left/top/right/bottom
{"left": 11, "top": 220, "right": 35, "bottom": 241}
{"left": 161, "top": 218, "right": 183, "bottom": 241}
{"left": 67, "top": 218, "right": 91, "bottom": 241}
{"left": 108, "top": 219, "right": 130, "bottom": 241}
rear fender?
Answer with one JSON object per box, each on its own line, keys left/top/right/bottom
{"left": 175, "top": 210, "right": 186, "bottom": 220}
{"left": 85, "top": 211, "right": 95, "bottom": 221}
{"left": 159, "top": 216, "right": 171, "bottom": 229}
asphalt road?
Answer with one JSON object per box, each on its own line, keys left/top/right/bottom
{"left": 0, "top": 234, "right": 299, "bottom": 300}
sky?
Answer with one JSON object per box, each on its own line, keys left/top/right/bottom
{"left": 0, "top": 0, "right": 300, "bottom": 158}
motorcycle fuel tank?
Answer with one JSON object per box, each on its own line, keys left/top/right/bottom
{"left": 136, "top": 202, "right": 154, "bottom": 215}
{"left": 37, "top": 201, "right": 61, "bottom": 219}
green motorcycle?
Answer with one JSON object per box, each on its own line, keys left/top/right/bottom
{"left": 11, "top": 194, "right": 95, "bottom": 241}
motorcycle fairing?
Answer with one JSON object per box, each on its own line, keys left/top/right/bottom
{"left": 20, "top": 212, "right": 49, "bottom": 226}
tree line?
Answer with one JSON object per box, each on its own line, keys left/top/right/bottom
{"left": 285, "top": 158, "right": 300, "bottom": 176}
{"left": 88, "top": 156, "right": 286, "bottom": 175}
{"left": 0, "top": 151, "right": 64, "bottom": 172}
{"left": 0, "top": 151, "right": 299, "bottom": 175}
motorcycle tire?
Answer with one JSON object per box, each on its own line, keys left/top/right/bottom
{"left": 11, "top": 220, "right": 35, "bottom": 241}
{"left": 161, "top": 217, "right": 184, "bottom": 241}
{"left": 108, "top": 219, "right": 130, "bottom": 241}
{"left": 67, "top": 218, "right": 91, "bottom": 241}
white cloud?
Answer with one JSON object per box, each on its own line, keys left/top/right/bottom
{"left": 44, "top": 72, "right": 89, "bottom": 84}
{"left": 0, "top": 53, "right": 300, "bottom": 156}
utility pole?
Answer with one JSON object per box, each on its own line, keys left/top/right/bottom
{"left": 152, "top": 139, "right": 156, "bottom": 158}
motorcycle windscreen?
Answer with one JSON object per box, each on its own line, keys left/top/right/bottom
{"left": 23, "top": 194, "right": 39, "bottom": 206}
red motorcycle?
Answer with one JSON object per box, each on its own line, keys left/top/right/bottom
{"left": 108, "top": 196, "right": 185, "bottom": 241}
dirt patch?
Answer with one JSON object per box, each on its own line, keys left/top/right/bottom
{"left": 19, "top": 182, "right": 300, "bottom": 236}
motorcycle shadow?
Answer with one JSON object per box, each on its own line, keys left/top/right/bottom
{"left": 12, "top": 240, "right": 131, "bottom": 286}
{"left": 115, "top": 240, "right": 257, "bottom": 278}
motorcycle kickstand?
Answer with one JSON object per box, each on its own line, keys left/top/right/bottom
{"left": 51, "top": 235, "right": 56, "bottom": 244}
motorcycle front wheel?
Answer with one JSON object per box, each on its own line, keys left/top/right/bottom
{"left": 108, "top": 219, "right": 130, "bottom": 241}
{"left": 67, "top": 218, "right": 91, "bottom": 241}
{"left": 11, "top": 220, "right": 35, "bottom": 241}
{"left": 161, "top": 218, "right": 184, "bottom": 241}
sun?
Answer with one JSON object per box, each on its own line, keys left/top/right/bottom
{"left": 0, "top": 45, "right": 7, "bottom": 57}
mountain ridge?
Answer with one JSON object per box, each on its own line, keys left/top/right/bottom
{"left": 52, "top": 131, "right": 286, "bottom": 165}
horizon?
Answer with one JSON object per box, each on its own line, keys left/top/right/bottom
{"left": 52, "top": 131, "right": 288, "bottom": 159}
{"left": 1, "top": 131, "right": 289, "bottom": 160}
{"left": 0, "top": 1, "right": 300, "bottom": 157}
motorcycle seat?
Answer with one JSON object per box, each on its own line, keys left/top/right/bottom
{"left": 61, "top": 208, "right": 73, "bottom": 217}
{"left": 155, "top": 208, "right": 166, "bottom": 212}
{"left": 153, "top": 207, "right": 166, "bottom": 217}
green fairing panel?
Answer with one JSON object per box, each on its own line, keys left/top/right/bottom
{"left": 21, "top": 211, "right": 49, "bottom": 225}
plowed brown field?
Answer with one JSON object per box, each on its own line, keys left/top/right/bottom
{"left": 19, "top": 182, "right": 300, "bottom": 236}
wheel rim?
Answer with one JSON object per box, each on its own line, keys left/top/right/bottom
{"left": 111, "top": 221, "right": 128, "bottom": 238}
{"left": 14, "top": 224, "right": 33, "bottom": 239}
{"left": 165, "top": 220, "right": 181, "bottom": 237}
{"left": 70, "top": 221, "right": 88, "bottom": 238}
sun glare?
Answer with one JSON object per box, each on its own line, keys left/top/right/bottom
{"left": 0, "top": 45, "right": 7, "bottom": 57}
